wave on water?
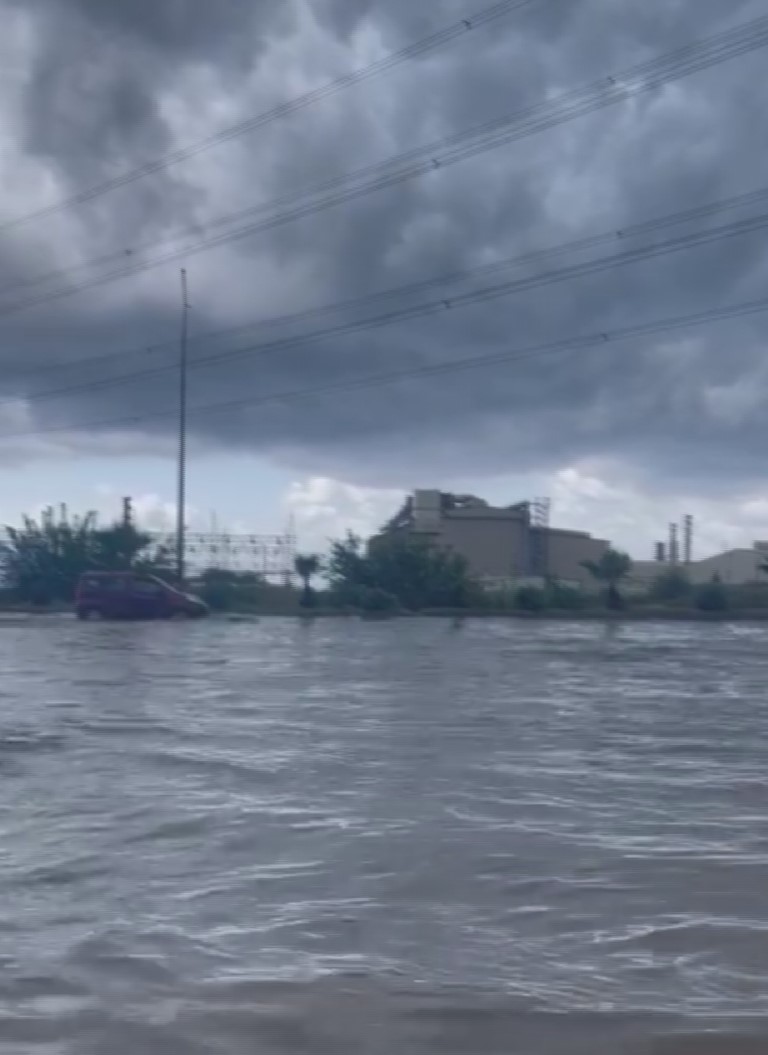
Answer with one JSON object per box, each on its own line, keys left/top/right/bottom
{"left": 1, "top": 618, "right": 767, "bottom": 1052}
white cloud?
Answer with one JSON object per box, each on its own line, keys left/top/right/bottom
{"left": 283, "top": 475, "right": 404, "bottom": 551}
{"left": 92, "top": 485, "right": 202, "bottom": 532}
{"left": 547, "top": 462, "right": 768, "bottom": 560}
{"left": 280, "top": 465, "right": 768, "bottom": 563}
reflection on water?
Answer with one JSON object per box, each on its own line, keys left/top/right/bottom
{"left": 1, "top": 616, "right": 767, "bottom": 1053}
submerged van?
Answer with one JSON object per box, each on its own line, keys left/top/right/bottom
{"left": 75, "top": 572, "right": 208, "bottom": 621}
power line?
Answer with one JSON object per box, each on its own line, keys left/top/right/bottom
{"left": 4, "top": 294, "right": 767, "bottom": 442}
{"left": 8, "top": 177, "right": 768, "bottom": 388}
{"left": 5, "top": 201, "right": 768, "bottom": 409}
{"left": 1, "top": 13, "right": 766, "bottom": 318}
{"left": 9, "top": 13, "right": 767, "bottom": 301}
{"left": 0, "top": 0, "right": 548, "bottom": 235}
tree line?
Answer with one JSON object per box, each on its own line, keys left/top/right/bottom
{"left": 294, "top": 538, "right": 748, "bottom": 615}
{"left": 0, "top": 508, "right": 172, "bottom": 605}
{"left": 0, "top": 512, "right": 480, "bottom": 612}
{"left": 0, "top": 504, "right": 758, "bottom": 615}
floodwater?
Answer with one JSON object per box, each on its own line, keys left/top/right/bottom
{"left": 1, "top": 616, "right": 768, "bottom": 1054}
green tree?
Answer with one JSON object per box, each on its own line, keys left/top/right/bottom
{"left": 695, "top": 576, "right": 728, "bottom": 612}
{"left": 294, "top": 553, "right": 321, "bottom": 608}
{"left": 328, "top": 532, "right": 476, "bottom": 611}
{"left": 545, "top": 580, "right": 587, "bottom": 610}
{"left": 197, "top": 568, "right": 263, "bottom": 611}
{"left": 582, "top": 548, "right": 633, "bottom": 610}
{"left": 650, "top": 567, "right": 691, "bottom": 603}
{"left": 358, "top": 586, "right": 399, "bottom": 617}
{"left": 326, "top": 533, "right": 374, "bottom": 606}
{"left": 369, "top": 535, "right": 475, "bottom": 610}
{"left": 92, "top": 521, "right": 160, "bottom": 572}
{"left": 2, "top": 507, "right": 169, "bottom": 604}
{"left": 3, "top": 510, "right": 98, "bottom": 604}
{"left": 515, "top": 585, "right": 547, "bottom": 612}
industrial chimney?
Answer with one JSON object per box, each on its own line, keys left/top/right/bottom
{"left": 669, "top": 523, "right": 680, "bottom": 565}
{"left": 683, "top": 515, "right": 693, "bottom": 565}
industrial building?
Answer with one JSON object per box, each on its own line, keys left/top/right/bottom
{"left": 630, "top": 515, "right": 768, "bottom": 589}
{"left": 688, "top": 545, "right": 768, "bottom": 584}
{"left": 379, "top": 490, "right": 608, "bottom": 589}
{"left": 632, "top": 541, "right": 768, "bottom": 589}
{"left": 377, "top": 498, "right": 768, "bottom": 594}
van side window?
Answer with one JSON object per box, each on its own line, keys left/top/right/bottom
{"left": 86, "top": 576, "right": 125, "bottom": 592}
{"left": 132, "top": 580, "right": 163, "bottom": 597}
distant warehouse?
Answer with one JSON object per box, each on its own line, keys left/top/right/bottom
{"left": 376, "top": 490, "right": 608, "bottom": 589}
{"left": 632, "top": 540, "right": 768, "bottom": 590}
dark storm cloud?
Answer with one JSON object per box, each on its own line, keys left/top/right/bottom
{"left": 1, "top": 0, "right": 768, "bottom": 489}
{"left": 6, "top": 0, "right": 297, "bottom": 240}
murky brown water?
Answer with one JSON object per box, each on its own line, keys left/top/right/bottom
{"left": 1, "top": 616, "right": 767, "bottom": 1053}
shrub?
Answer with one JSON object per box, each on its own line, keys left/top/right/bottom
{"left": 515, "top": 586, "right": 547, "bottom": 612}
{"left": 475, "top": 588, "right": 512, "bottom": 610}
{"left": 546, "top": 582, "right": 587, "bottom": 610}
{"left": 199, "top": 580, "right": 234, "bottom": 611}
{"left": 650, "top": 569, "right": 692, "bottom": 602}
{"left": 695, "top": 580, "right": 728, "bottom": 612}
{"left": 328, "top": 532, "right": 474, "bottom": 610}
{"left": 358, "top": 587, "right": 399, "bottom": 614}
{"left": 729, "top": 583, "right": 768, "bottom": 609}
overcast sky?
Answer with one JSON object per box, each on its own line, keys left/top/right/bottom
{"left": 0, "top": 0, "right": 767, "bottom": 556}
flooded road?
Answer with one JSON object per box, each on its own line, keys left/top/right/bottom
{"left": 1, "top": 616, "right": 767, "bottom": 1053}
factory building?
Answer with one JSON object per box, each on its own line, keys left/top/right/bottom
{"left": 689, "top": 545, "right": 768, "bottom": 585}
{"left": 379, "top": 490, "right": 608, "bottom": 589}
{"left": 629, "top": 512, "right": 768, "bottom": 589}
{"left": 633, "top": 541, "right": 768, "bottom": 589}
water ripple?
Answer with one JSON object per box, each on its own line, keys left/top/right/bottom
{"left": 1, "top": 618, "right": 767, "bottom": 1052}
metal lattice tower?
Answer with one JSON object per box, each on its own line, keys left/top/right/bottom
{"left": 532, "top": 497, "right": 551, "bottom": 528}
{"left": 530, "top": 497, "right": 551, "bottom": 578}
{"left": 150, "top": 531, "right": 296, "bottom": 581}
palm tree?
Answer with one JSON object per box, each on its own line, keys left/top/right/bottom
{"left": 582, "top": 548, "right": 632, "bottom": 609}
{"left": 294, "top": 553, "right": 321, "bottom": 608}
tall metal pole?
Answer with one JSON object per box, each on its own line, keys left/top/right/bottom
{"left": 176, "top": 269, "right": 189, "bottom": 586}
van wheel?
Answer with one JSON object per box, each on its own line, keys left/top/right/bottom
{"left": 77, "top": 608, "right": 99, "bottom": 620}
{"left": 170, "top": 610, "right": 189, "bottom": 621}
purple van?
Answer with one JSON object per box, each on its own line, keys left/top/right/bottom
{"left": 75, "top": 572, "right": 208, "bottom": 620}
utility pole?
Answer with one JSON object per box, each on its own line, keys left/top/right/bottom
{"left": 176, "top": 269, "right": 189, "bottom": 586}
